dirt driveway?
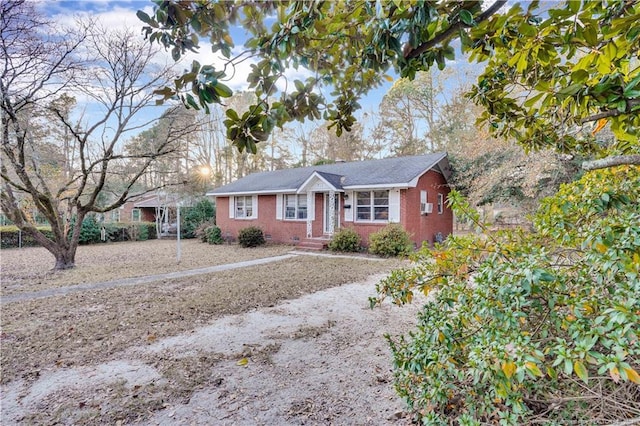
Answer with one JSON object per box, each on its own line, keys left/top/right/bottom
{"left": 1, "top": 241, "right": 419, "bottom": 424}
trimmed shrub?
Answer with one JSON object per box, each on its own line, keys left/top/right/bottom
{"left": 205, "top": 225, "right": 223, "bottom": 245}
{"left": 0, "top": 226, "right": 54, "bottom": 249}
{"left": 368, "top": 223, "right": 413, "bottom": 257}
{"left": 328, "top": 227, "right": 361, "bottom": 252}
{"left": 238, "top": 226, "right": 265, "bottom": 248}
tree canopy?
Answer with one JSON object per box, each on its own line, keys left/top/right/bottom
{"left": 140, "top": 0, "right": 639, "bottom": 163}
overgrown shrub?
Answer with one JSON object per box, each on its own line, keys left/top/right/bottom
{"left": 182, "top": 198, "right": 215, "bottom": 238}
{"left": 371, "top": 166, "right": 640, "bottom": 424}
{"left": 205, "top": 225, "right": 223, "bottom": 245}
{"left": 238, "top": 226, "right": 265, "bottom": 248}
{"left": 328, "top": 227, "right": 361, "bottom": 252}
{"left": 368, "top": 223, "right": 413, "bottom": 257}
{"left": 195, "top": 219, "right": 216, "bottom": 242}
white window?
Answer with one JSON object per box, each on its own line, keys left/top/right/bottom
{"left": 131, "top": 209, "right": 141, "bottom": 222}
{"left": 110, "top": 210, "right": 120, "bottom": 222}
{"left": 235, "top": 196, "right": 254, "bottom": 218}
{"left": 356, "top": 190, "right": 389, "bottom": 221}
{"left": 285, "top": 194, "right": 307, "bottom": 220}
{"left": 437, "top": 193, "right": 444, "bottom": 214}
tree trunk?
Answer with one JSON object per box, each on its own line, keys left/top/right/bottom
{"left": 54, "top": 248, "right": 76, "bottom": 270}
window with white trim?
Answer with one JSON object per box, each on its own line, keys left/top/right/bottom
{"left": 356, "top": 190, "right": 389, "bottom": 221}
{"left": 132, "top": 208, "right": 141, "bottom": 222}
{"left": 110, "top": 210, "right": 120, "bottom": 222}
{"left": 437, "top": 193, "right": 444, "bottom": 214}
{"left": 235, "top": 196, "right": 254, "bottom": 218}
{"left": 285, "top": 194, "right": 307, "bottom": 220}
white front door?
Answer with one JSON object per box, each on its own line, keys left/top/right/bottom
{"left": 324, "top": 192, "right": 340, "bottom": 234}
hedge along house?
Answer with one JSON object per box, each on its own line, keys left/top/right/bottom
{"left": 207, "top": 153, "right": 453, "bottom": 249}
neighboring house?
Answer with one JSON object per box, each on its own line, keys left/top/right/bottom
{"left": 207, "top": 153, "right": 453, "bottom": 248}
{"left": 103, "top": 193, "right": 189, "bottom": 237}
{"left": 104, "top": 194, "right": 158, "bottom": 224}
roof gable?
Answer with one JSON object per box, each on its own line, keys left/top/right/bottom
{"left": 207, "top": 153, "right": 449, "bottom": 196}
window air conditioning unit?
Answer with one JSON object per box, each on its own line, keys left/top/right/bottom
{"left": 421, "top": 202, "right": 433, "bottom": 214}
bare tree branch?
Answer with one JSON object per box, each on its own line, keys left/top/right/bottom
{"left": 582, "top": 155, "right": 640, "bottom": 170}
{"left": 579, "top": 99, "right": 640, "bottom": 124}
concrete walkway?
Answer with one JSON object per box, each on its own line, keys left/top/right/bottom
{"left": 1, "top": 254, "right": 298, "bottom": 304}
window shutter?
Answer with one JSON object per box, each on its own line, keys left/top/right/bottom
{"left": 252, "top": 195, "right": 258, "bottom": 218}
{"left": 276, "top": 194, "right": 283, "bottom": 220}
{"left": 389, "top": 189, "right": 400, "bottom": 222}
{"left": 421, "top": 190, "right": 427, "bottom": 204}
{"left": 344, "top": 191, "right": 354, "bottom": 222}
{"left": 228, "top": 196, "right": 234, "bottom": 219}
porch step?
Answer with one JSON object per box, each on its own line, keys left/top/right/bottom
{"left": 296, "top": 238, "right": 329, "bottom": 251}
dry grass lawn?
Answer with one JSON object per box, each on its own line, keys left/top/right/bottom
{"left": 1, "top": 239, "right": 293, "bottom": 296}
{"left": 0, "top": 240, "right": 402, "bottom": 390}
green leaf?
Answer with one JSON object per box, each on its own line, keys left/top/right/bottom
{"left": 583, "top": 25, "right": 598, "bottom": 46}
{"left": 459, "top": 9, "right": 474, "bottom": 26}
{"left": 225, "top": 109, "right": 239, "bottom": 121}
{"left": 623, "top": 74, "right": 640, "bottom": 96}
{"left": 136, "top": 10, "right": 153, "bottom": 25}
{"left": 571, "top": 69, "right": 590, "bottom": 84}
{"left": 574, "top": 361, "right": 589, "bottom": 383}
{"left": 214, "top": 82, "right": 233, "bottom": 98}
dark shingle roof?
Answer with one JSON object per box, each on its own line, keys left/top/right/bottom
{"left": 207, "top": 153, "right": 449, "bottom": 195}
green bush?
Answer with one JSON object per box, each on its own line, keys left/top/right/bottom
{"left": 182, "top": 198, "right": 216, "bottom": 238}
{"left": 79, "top": 216, "right": 103, "bottom": 244}
{"left": 371, "top": 166, "right": 640, "bottom": 424}
{"left": 0, "top": 226, "right": 54, "bottom": 249}
{"left": 195, "top": 219, "right": 216, "bottom": 242}
{"left": 328, "top": 227, "right": 361, "bottom": 252}
{"left": 238, "top": 226, "right": 265, "bottom": 248}
{"left": 205, "top": 225, "right": 223, "bottom": 245}
{"left": 368, "top": 223, "right": 413, "bottom": 257}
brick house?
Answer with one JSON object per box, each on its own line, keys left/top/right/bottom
{"left": 207, "top": 153, "right": 453, "bottom": 248}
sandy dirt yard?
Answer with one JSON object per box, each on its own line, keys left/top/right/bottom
{"left": 1, "top": 241, "right": 420, "bottom": 425}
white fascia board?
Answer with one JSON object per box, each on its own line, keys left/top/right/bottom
{"left": 343, "top": 184, "right": 409, "bottom": 190}
{"left": 206, "top": 189, "right": 297, "bottom": 197}
{"left": 297, "top": 172, "right": 340, "bottom": 194}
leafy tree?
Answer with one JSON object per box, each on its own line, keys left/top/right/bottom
{"left": 139, "top": 0, "right": 639, "bottom": 169}
{"left": 1, "top": 1, "right": 191, "bottom": 269}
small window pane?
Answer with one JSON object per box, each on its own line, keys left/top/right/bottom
{"left": 356, "top": 192, "right": 370, "bottom": 205}
{"left": 374, "top": 207, "right": 389, "bottom": 220}
{"left": 357, "top": 207, "right": 370, "bottom": 220}
{"left": 297, "top": 206, "right": 307, "bottom": 219}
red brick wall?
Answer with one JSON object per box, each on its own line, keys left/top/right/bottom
{"left": 401, "top": 170, "right": 453, "bottom": 247}
{"left": 215, "top": 194, "right": 324, "bottom": 244}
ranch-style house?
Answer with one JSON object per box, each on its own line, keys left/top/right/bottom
{"left": 207, "top": 153, "right": 453, "bottom": 249}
